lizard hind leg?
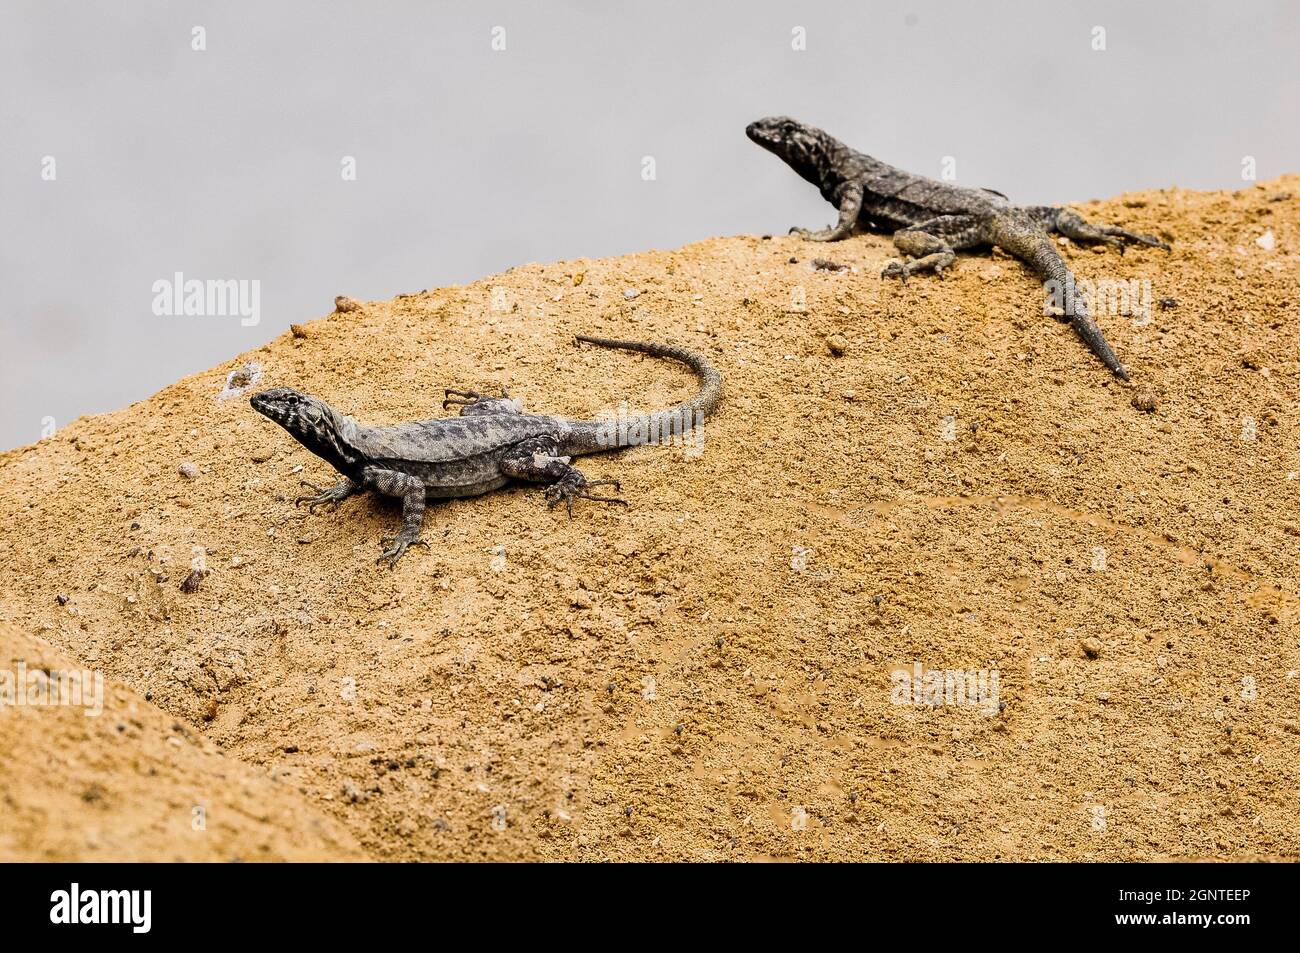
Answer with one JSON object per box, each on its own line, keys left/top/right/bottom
{"left": 1053, "top": 209, "right": 1170, "bottom": 254}
{"left": 882, "top": 215, "right": 982, "bottom": 282}
{"left": 499, "top": 438, "right": 628, "bottom": 517}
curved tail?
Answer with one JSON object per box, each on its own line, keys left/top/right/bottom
{"left": 568, "top": 335, "right": 723, "bottom": 452}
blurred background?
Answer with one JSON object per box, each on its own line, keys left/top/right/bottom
{"left": 1, "top": 0, "right": 1296, "bottom": 449}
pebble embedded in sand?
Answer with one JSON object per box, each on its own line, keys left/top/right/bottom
{"left": 826, "top": 333, "right": 848, "bottom": 356}
{"left": 178, "top": 461, "right": 199, "bottom": 479}
{"left": 1081, "top": 637, "right": 1103, "bottom": 659}
{"left": 218, "top": 361, "right": 262, "bottom": 400}
{"left": 334, "top": 295, "right": 363, "bottom": 313}
{"left": 1131, "top": 387, "right": 1160, "bottom": 413}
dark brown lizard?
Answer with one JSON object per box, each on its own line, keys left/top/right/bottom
{"left": 747, "top": 116, "right": 1171, "bottom": 381}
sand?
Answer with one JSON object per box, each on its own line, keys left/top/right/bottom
{"left": 1, "top": 177, "right": 1297, "bottom": 861}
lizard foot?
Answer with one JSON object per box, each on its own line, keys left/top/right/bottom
{"left": 376, "top": 531, "right": 429, "bottom": 568}
{"left": 881, "top": 260, "right": 910, "bottom": 284}
{"left": 443, "top": 387, "right": 518, "bottom": 416}
{"left": 295, "top": 480, "right": 352, "bottom": 514}
{"left": 1056, "top": 210, "right": 1171, "bottom": 254}
{"left": 545, "top": 476, "right": 628, "bottom": 517}
{"left": 1109, "top": 229, "right": 1170, "bottom": 255}
{"left": 882, "top": 258, "right": 950, "bottom": 283}
{"left": 789, "top": 226, "right": 836, "bottom": 242}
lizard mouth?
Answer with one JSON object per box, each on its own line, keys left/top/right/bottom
{"left": 249, "top": 389, "right": 291, "bottom": 423}
{"left": 745, "top": 121, "right": 784, "bottom": 154}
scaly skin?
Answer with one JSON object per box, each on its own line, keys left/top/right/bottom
{"left": 251, "top": 337, "right": 722, "bottom": 567}
{"left": 747, "top": 116, "right": 1171, "bottom": 381}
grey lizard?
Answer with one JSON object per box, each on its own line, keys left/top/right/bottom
{"left": 747, "top": 116, "right": 1171, "bottom": 381}
{"left": 250, "top": 336, "right": 721, "bottom": 567}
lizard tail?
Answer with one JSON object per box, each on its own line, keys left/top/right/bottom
{"left": 999, "top": 226, "right": 1131, "bottom": 382}
{"left": 569, "top": 335, "right": 723, "bottom": 451}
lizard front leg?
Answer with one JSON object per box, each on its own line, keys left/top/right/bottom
{"left": 499, "top": 438, "right": 627, "bottom": 517}
{"left": 791, "top": 181, "right": 863, "bottom": 242}
{"left": 1052, "top": 208, "right": 1170, "bottom": 254}
{"left": 882, "top": 215, "right": 984, "bottom": 281}
{"left": 360, "top": 466, "right": 430, "bottom": 567}
{"left": 295, "top": 477, "right": 358, "bottom": 514}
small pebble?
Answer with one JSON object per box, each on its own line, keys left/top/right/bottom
{"left": 1130, "top": 387, "right": 1160, "bottom": 413}
{"left": 623, "top": 289, "right": 640, "bottom": 300}
{"left": 218, "top": 362, "right": 262, "bottom": 400}
{"left": 178, "top": 461, "right": 199, "bottom": 480}
{"left": 1081, "top": 637, "right": 1103, "bottom": 659}
{"left": 334, "top": 295, "right": 363, "bottom": 313}
{"left": 826, "top": 333, "right": 848, "bottom": 356}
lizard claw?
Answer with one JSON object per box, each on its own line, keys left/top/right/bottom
{"left": 444, "top": 387, "right": 518, "bottom": 416}
{"left": 376, "top": 532, "right": 429, "bottom": 568}
{"left": 881, "top": 260, "right": 908, "bottom": 284}
{"left": 1105, "top": 229, "right": 1170, "bottom": 254}
{"left": 442, "top": 388, "right": 483, "bottom": 410}
{"left": 545, "top": 477, "right": 628, "bottom": 517}
{"left": 791, "top": 225, "right": 835, "bottom": 242}
{"left": 296, "top": 480, "right": 347, "bottom": 513}
{"left": 1114, "top": 229, "right": 1170, "bottom": 252}
{"left": 295, "top": 481, "right": 326, "bottom": 504}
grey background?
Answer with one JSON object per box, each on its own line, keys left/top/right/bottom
{"left": 2, "top": 0, "right": 1296, "bottom": 451}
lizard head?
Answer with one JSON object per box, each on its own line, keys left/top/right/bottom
{"left": 251, "top": 387, "right": 358, "bottom": 470}
{"left": 746, "top": 116, "right": 831, "bottom": 179}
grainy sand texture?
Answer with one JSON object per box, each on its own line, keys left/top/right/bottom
{"left": 1, "top": 177, "right": 1297, "bottom": 861}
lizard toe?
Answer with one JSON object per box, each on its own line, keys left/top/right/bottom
{"left": 376, "top": 534, "right": 428, "bottom": 568}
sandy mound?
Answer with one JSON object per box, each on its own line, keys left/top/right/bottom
{"left": 0, "top": 623, "right": 362, "bottom": 860}
{"left": 1, "top": 177, "right": 1297, "bottom": 861}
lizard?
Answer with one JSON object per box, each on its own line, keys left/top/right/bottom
{"left": 249, "top": 335, "right": 722, "bottom": 567}
{"left": 746, "top": 116, "right": 1171, "bottom": 381}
